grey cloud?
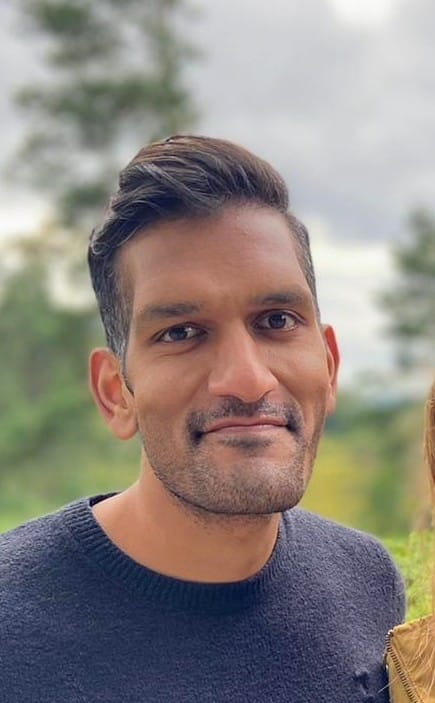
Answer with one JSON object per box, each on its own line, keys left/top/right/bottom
{"left": 188, "top": 0, "right": 435, "bottom": 242}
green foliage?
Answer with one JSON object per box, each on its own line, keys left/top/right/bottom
{"left": 0, "top": 251, "right": 95, "bottom": 466}
{"left": 0, "top": 0, "right": 200, "bottom": 506}
{"left": 29, "top": 2, "right": 111, "bottom": 57}
{"left": 381, "top": 209, "right": 435, "bottom": 369}
{"left": 384, "top": 532, "right": 433, "bottom": 620}
{"left": 0, "top": 432, "right": 138, "bottom": 532}
{"left": 16, "top": 0, "right": 199, "bottom": 227}
{"left": 301, "top": 434, "right": 368, "bottom": 527}
{"left": 303, "top": 390, "right": 425, "bottom": 536}
{"left": 349, "top": 401, "right": 422, "bottom": 536}
{"left": 0, "top": 242, "right": 139, "bottom": 524}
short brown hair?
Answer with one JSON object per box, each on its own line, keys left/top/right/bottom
{"left": 88, "top": 134, "right": 319, "bottom": 359}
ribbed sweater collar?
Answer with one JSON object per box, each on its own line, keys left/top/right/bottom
{"left": 61, "top": 495, "right": 293, "bottom": 614}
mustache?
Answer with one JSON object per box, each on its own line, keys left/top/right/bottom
{"left": 187, "top": 398, "right": 303, "bottom": 444}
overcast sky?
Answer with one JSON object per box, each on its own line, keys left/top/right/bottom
{"left": 1, "top": 0, "right": 434, "bottom": 387}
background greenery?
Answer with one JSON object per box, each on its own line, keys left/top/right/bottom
{"left": 1, "top": 0, "right": 434, "bottom": 618}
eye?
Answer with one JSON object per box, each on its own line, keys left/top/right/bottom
{"left": 256, "top": 311, "right": 298, "bottom": 331}
{"left": 158, "top": 325, "right": 203, "bottom": 343}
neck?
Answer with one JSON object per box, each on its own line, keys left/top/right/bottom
{"left": 92, "top": 470, "right": 280, "bottom": 583}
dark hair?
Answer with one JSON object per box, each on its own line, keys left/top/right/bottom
{"left": 88, "top": 134, "right": 319, "bottom": 359}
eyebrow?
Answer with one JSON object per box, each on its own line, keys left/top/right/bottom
{"left": 134, "top": 301, "right": 203, "bottom": 327}
{"left": 251, "top": 289, "right": 313, "bottom": 308}
{"left": 134, "top": 288, "right": 313, "bottom": 328}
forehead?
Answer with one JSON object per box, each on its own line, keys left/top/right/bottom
{"left": 118, "top": 205, "right": 311, "bottom": 310}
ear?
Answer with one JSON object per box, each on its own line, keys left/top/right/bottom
{"left": 88, "top": 348, "right": 137, "bottom": 440}
{"left": 322, "top": 325, "right": 340, "bottom": 417}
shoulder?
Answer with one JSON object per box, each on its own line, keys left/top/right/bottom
{"left": 0, "top": 510, "right": 62, "bottom": 563}
{"left": 284, "top": 508, "right": 404, "bottom": 600}
{"left": 0, "top": 499, "right": 87, "bottom": 591}
{"left": 285, "top": 506, "right": 390, "bottom": 557}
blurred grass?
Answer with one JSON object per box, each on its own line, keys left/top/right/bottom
{"left": 0, "top": 435, "right": 138, "bottom": 532}
{"left": 383, "top": 532, "right": 433, "bottom": 620}
{"left": 301, "top": 435, "right": 369, "bottom": 526}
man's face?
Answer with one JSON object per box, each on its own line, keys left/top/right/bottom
{"left": 119, "top": 205, "right": 338, "bottom": 516}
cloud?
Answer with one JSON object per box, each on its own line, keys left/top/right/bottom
{"left": 190, "top": 0, "right": 435, "bottom": 243}
{"left": 329, "top": 0, "right": 396, "bottom": 26}
{"left": 0, "top": 195, "right": 49, "bottom": 244}
{"left": 306, "top": 216, "right": 395, "bottom": 382}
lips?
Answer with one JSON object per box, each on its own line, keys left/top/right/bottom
{"left": 204, "top": 417, "right": 288, "bottom": 434}
{"left": 187, "top": 403, "right": 302, "bottom": 446}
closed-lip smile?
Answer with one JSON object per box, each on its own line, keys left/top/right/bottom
{"left": 204, "top": 417, "right": 288, "bottom": 434}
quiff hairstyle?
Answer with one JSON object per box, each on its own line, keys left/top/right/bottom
{"left": 88, "top": 134, "right": 319, "bottom": 360}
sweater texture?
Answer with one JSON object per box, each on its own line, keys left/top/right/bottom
{"left": 0, "top": 495, "right": 404, "bottom": 702}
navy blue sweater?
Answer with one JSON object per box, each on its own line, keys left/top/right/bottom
{"left": 0, "top": 495, "right": 404, "bottom": 702}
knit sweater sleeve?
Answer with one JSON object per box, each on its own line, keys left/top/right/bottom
{"left": 369, "top": 535, "right": 406, "bottom": 625}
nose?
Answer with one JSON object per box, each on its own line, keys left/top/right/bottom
{"left": 207, "top": 327, "right": 279, "bottom": 403}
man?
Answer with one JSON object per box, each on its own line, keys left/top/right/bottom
{"left": 0, "top": 135, "right": 404, "bottom": 702}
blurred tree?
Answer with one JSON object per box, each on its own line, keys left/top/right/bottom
{"left": 0, "top": 240, "right": 95, "bottom": 467}
{"left": 0, "top": 0, "right": 200, "bottom": 522}
{"left": 308, "top": 389, "right": 420, "bottom": 535}
{"left": 0, "top": 235, "right": 139, "bottom": 526}
{"left": 15, "top": 0, "right": 199, "bottom": 230}
{"left": 381, "top": 209, "right": 435, "bottom": 370}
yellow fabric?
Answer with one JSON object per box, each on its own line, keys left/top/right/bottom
{"left": 386, "top": 616, "right": 435, "bottom": 702}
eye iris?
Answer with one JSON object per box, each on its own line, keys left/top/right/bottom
{"left": 169, "top": 327, "right": 190, "bottom": 341}
{"left": 268, "top": 314, "right": 288, "bottom": 329}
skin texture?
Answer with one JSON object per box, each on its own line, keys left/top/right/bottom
{"left": 90, "top": 205, "right": 339, "bottom": 582}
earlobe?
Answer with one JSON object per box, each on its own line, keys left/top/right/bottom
{"left": 322, "top": 325, "right": 340, "bottom": 416}
{"left": 88, "top": 348, "right": 137, "bottom": 440}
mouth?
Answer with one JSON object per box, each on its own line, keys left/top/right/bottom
{"left": 188, "top": 406, "right": 302, "bottom": 446}
{"left": 202, "top": 417, "right": 290, "bottom": 437}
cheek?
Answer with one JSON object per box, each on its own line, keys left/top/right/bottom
{"left": 280, "top": 347, "right": 331, "bottom": 390}
{"left": 279, "top": 350, "right": 332, "bottom": 418}
{"left": 132, "top": 362, "right": 203, "bottom": 432}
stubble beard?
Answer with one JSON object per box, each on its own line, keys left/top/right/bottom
{"left": 138, "top": 398, "right": 327, "bottom": 520}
